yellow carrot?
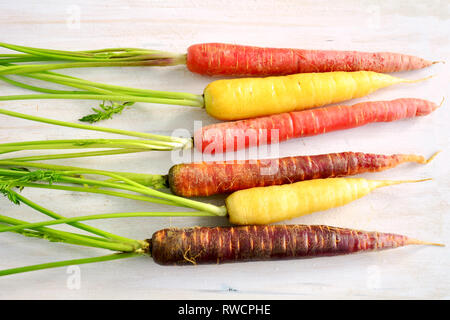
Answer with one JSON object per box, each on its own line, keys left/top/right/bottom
{"left": 203, "top": 71, "right": 430, "bottom": 120}
{"left": 225, "top": 177, "right": 431, "bottom": 225}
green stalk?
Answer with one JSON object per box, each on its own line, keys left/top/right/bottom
{"left": 0, "top": 149, "right": 147, "bottom": 162}
{"left": 0, "top": 252, "right": 142, "bottom": 277}
{"left": 20, "top": 71, "right": 117, "bottom": 95}
{"left": 0, "top": 215, "right": 122, "bottom": 247}
{"left": 8, "top": 190, "right": 140, "bottom": 246}
{"left": 0, "top": 63, "right": 200, "bottom": 102}
{"left": 0, "top": 138, "right": 177, "bottom": 148}
{"left": 0, "top": 139, "right": 178, "bottom": 154}
{"left": 0, "top": 214, "right": 137, "bottom": 246}
{"left": 20, "top": 71, "right": 202, "bottom": 102}
{"left": 0, "top": 218, "right": 75, "bottom": 243}
{"left": 0, "top": 59, "right": 184, "bottom": 75}
{"left": 0, "top": 92, "right": 202, "bottom": 107}
{"left": 0, "top": 42, "right": 184, "bottom": 63}
{"left": 0, "top": 212, "right": 145, "bottom": 276}
{"left": 0, "top": 211, "right": 215, "bottom": 233}
{"left": 0, "top": 160, "right": 168, "bottom": 189}
{"left": 0, "top": 168, "right": 227, "bottom": 216}
{"left": 1, "top": 170, "right": 228, "bottom": 218}
{"left": 0, "top": 64, "right": 203, "bottom": 106}
{"left": 0, "top": 214, "right": 136, "bottom": 252}
{"left": 5, "top": 182, "right": 181, "bottom": 207}
{"left": 0, "top": 75, "right": 92, "bottom": 94}
{"left": 0, "top": 59, "right": 205, "bottom": 121}
{"left": 0, "top": 107, "right": 191, "bottom": 146}
{"left": 50, "top": 175, "right": 226, "bottom": 216}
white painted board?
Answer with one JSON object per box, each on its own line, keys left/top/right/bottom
{"left": 0, "top": 0, "right": 449, "bottom": 299}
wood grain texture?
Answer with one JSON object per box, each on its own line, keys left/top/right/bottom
{"left": 0, "top": 0, "right": 449, "bottom": 299}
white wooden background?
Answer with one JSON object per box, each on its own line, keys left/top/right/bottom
{"left": 0, "top": 0, "right": 449, "bottom": 300}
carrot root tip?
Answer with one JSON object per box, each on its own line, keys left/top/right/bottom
{"left": 438, "top": 97, "right": 445, "bottom": 109}
{"left": 396, "top": 178, "right": 432, "bottom": 184}
{"left": 383, "top": 178, "right": 432, "bottom": 188}
{"left": 408, "top": 238, "right": 445, "bottom": 247}
{"left": 425, "top": 151, "right": 441, "bottom": 164}
{"left": 406, "top": 75, "right": 435, "bottom": 84}
{"left": 413, "top": 178, "right": 432, "bottom": 183}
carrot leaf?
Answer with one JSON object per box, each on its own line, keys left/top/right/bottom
{"left": 0, "top": 184, "right": 20, "bottom": 205}
{"left": 79, "top": 101, "right": 134, "bottom": 123}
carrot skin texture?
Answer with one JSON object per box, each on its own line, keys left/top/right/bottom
{"left": 195, "top": 98, "right": 438, "bottom": 153}
{"left": 186, "top": 43, "right": 434, "bottom": 76}
{"left": 203, "top": 71, "right": 413, "bottom": 120}
{"left": 149, "top": 225, "right": 433, "bottom": 265}
{"left": 225, "top": 178, "right": 429, "bottom": 225}
{"left": 169, "top": 152, "right": 431, "bottom": 197}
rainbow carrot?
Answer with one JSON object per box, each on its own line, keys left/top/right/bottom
{"left": 150, "top": 225, "right": 443, "bottom": 265}
{"left": 168, "top": 152, "right": 438, "bottom": 197}
{"left": 0, "top": 42, "right": 437, "bottom": 76}
{"left": 225, "top": 178, "right": 430, "bottom": 225}
{"left": 195, "top": 98, "right": 439, "bottom": 153}
{"left": 0, "top": 217, "right": 443, "bottom": 275}
{"left": 186, "top": 43, "right": 437, "bottom": 76}
{"left": 203, "top": 72, "right": 430, "bottom": 120}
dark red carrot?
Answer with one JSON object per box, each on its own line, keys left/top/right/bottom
{"left": 168, "top": 151, "right": 438, "bottom": 197}
{"left": 195, "top": 98, "right": 440, "bottom": 153}
{"left": 186, "top": 43, "right": 436, "bottom": 76}
{"left": 149, "top": 225, "right": 442, "bottom": 265}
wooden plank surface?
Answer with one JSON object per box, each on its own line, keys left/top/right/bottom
{"left": 0, "top": 0, "right": 449, "bottom": 299}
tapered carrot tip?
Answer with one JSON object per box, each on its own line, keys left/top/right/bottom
{"left": 399, "top": 152, "right": 440, "bottom": 165}
{"left": 425, "top": 151, "right": 441, "bottom": 164}
{"left": 406, "top": 178, "right": 432, "bottom": 183}
{"left": 432, "top": 61, "right": 445, "bottom": 65}
{"left": 404, "top": 74, "right": 435, "bottom": 84}
{"left": 393, "top": 178, "right": 432, "bottom": 185}
{"left": 438, "top": 97, "right": 445, "bottom": 109}
{"left": 406, "top": 238, "right": 445, "bottom": 247}
{"left": 374, "top": 178, "right": 432, "bottom": 190}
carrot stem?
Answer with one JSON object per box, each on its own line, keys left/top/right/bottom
{"left": 0, "top": 149, "right": 147, "bottom": 162}
{"left": 0, "top": 42, "right": 183, "bottom": 63}
{"left": 0, "top": 107, "right": 191, "bottom": 147}
{"left": 0, "top": 167, "right": 226, "bottom": 216}
{"left": 0, "top": 60, "right": 184, "bottom": 75}
{"left": 0, "top": 215, "right": 109, "bottom": 244}
{"left": 0, "top": 252, "right": 142, "bottom": 277}
{"left": 0, "top": 160, "right": 168, "bottom": 189}
{"left": 0, "top": 92, "right": 202, "bottom": 107}
{"left": 19, "top": 70, "right": 202, "bottom": 102}
{"left": 0, "top": 211, "right": 215, "bottom": 233}
{"left": 6, "top": 190, "right": 140, "bottom": 245}
{"left": 0, "top": 58, "right": 204, "bottom": 122}
{"left": 5, "top": 182, "right": 180, "bottom": 206}
{"left": 0, "top": 214, "right": 136, "bottom": 252}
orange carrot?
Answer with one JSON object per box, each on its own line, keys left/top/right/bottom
{"left": 150, "top": 225, "right": 443, "bottom": 265}
{"left": 168, "top": 152, "right": 438, "bottom": 197}
{"left": 195, "top": 98, "right": 440, "bottom": 153}
{"left": 186, "top": 43, "right": 436, "bottom": 76}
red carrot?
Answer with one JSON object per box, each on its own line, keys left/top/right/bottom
{"left": 168, "top": 152, "right": 438, "bottom": 197}
{"left": 186, "top": 43, "right": 436, "bottom": 76}
{"left": 0, "top": 42, "right": 438, "bottom": 78}
{"left": 195, "top": 98, "right": 440, "bottom": 153}
{"left": 150, "top": 225, "right": 443, "bottom": 265}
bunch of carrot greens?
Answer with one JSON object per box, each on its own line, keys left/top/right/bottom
{"left": 0, "top": 41, "right": 443, "bottom": 276}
